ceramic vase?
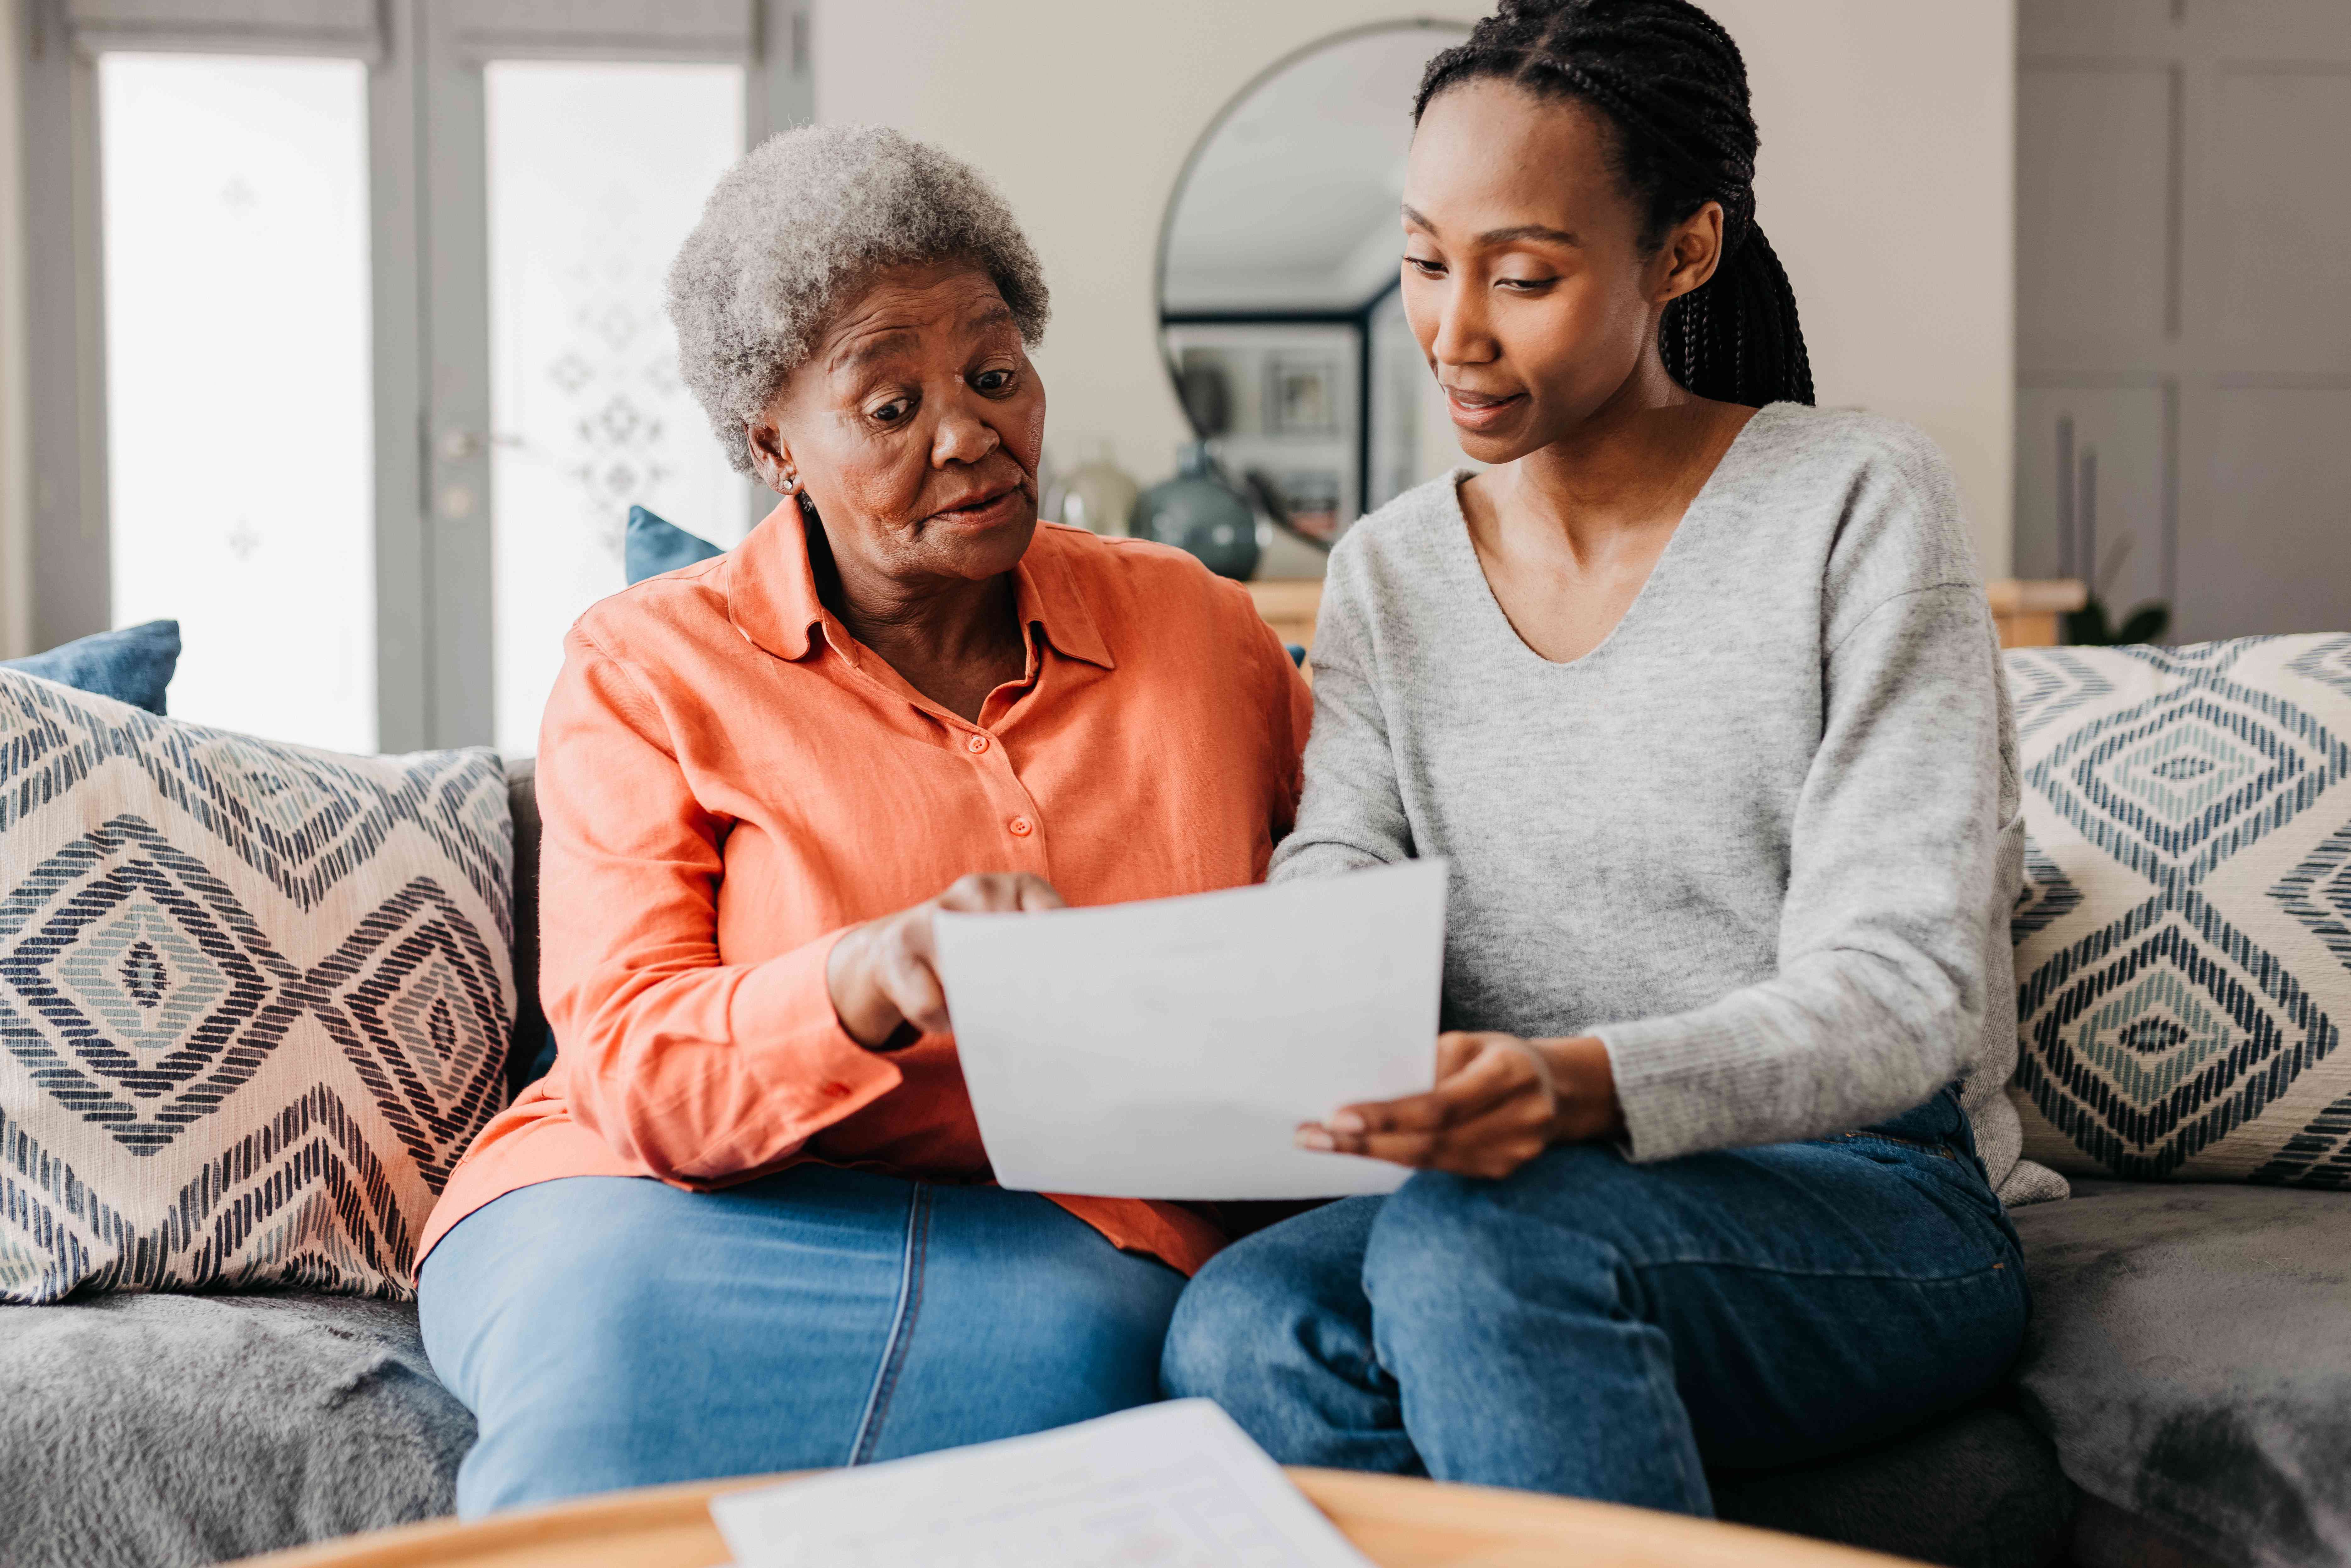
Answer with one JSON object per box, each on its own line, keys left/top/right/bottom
{"left": 1134, "top": 443, "right": 1262, "bottom": 581}
{"left": 1046, "top": 441, "right": 1139, "bottom": 537}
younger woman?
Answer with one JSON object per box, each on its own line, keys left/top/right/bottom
{"left": 1162, "top": 0, "right": 2053, "bottom": 1513}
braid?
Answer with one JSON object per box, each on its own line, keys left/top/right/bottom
{"left": 1415, "top": 0, "right": 1815, "bottom": 407}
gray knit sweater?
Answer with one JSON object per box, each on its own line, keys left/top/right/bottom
{"left": 1272, "top": 403, "right": 2063, "bottom": 1204}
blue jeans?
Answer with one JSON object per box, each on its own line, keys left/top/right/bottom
{"left": 1160, "top": 1090, "right": 2027, "bottom": 1513}
{"left": 417, "top": 1166, "right": 1184, "bottom": 1517}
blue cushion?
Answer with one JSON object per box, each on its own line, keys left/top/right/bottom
{"left": 625, "top": 505, "right": 724, "bottom": 585}
{"left": 0, "top": 620, "right": 180, "bottom": 714}
{"left": 521, "top": 1022, "right": 560, "bottom": 1089}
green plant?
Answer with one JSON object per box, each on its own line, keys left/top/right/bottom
{"left": 2064, "top": 597, "right": 2172, "bottom": 646}
{"left": 2063, "top": 536, "right": 2171, "bottom": 646}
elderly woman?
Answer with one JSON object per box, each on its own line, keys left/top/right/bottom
{"left": 415, "top": 126, "right": 1310, "bottom": 1516}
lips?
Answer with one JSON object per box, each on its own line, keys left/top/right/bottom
{"left": 1443, "top": 384, "right": 1527, "bottom": 434}
{"left": 927, "top": 480, "right": 1025, "bottom": 526}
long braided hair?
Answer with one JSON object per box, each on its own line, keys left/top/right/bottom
{"left": 1415, "top": 0, "right": 1814, "bottom": 407}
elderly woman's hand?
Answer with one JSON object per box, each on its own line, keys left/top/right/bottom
{"left": 827, "top": 874, "right": 1066, "bottom": 1048}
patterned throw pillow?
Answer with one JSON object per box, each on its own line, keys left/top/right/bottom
{"left": 2007, "top": 636, "right": 2351, "bottom": 1187}
{"left": 0, "top": 672, "right": 514, "bottom": 1302}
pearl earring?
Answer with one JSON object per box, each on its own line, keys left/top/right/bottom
{"left": 778, "top": 474, "right": 799, "bottom": 495}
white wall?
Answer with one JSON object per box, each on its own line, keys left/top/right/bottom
{"left": 0, "top": 0, "right": 30, "bottom": 656}
{"left": 814, "top": 0, "right": 2016, "bottom": 573}
{"left": 1708, "top": 0, "right": 2017, "bottom": 574}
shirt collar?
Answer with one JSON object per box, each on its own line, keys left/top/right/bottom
{"left": 725, "top": 504, "right": 1116, "bottom": 672}
{"left": 722, "top": 499, "right": 827, "bottom": 661}
{"left": 1015, "top": 526, "right": 1116, "bottom": 670}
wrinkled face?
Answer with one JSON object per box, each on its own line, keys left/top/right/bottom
{"left": 1401, "top": 79, "right": 1718, "bottom": 462}
{"left": 750, "top": 261, "right": 1045, "bottom": 588}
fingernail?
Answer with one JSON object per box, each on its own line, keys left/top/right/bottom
{"left": 1295, "top": 1127, "right": 1335, "bottom": 1151}
{"left": 1330, "top": 1111, "right": 1366, "bottom": 1133}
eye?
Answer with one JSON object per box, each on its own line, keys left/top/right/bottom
{"left": 973, "top": 367, "right": 1015, "bottom": 394}
{"left": 872, "top": 397, "right": 914, "bottom": 425}
{"left": 1496, "top": 276, "right": 1558, "bottom": 294}
{"left": 1405, "top": 254, "right": 1446, "bottom": 277}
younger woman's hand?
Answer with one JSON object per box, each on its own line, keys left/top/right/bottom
{"left": 1296, "top": 1031, "right": 1623, "bottom": 1180}
{"left": 826, "top": 873, "right": 1064, "bottom": 1048}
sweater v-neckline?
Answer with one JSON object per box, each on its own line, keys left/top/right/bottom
{"left": 1440, "top": 404, "right": 1780, "bottom": 671}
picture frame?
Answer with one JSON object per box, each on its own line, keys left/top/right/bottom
{"left": 1277, "top": 469, "right": 1343, "bottom": 543}
{"left": 1265, "top": 354, "right": 1340, "bottom": 436}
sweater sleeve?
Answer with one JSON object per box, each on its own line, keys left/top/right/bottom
{"left": 536, "top": 625, "right": 902, "bottom": 1181}
{"left": 1268, "top": 548, "right": 1414, "bottom": 882}
{"left": 1592, "top": 572, "right": 2011, "bottom": 1162}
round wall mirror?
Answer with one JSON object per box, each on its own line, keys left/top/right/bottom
{"left": 1157, "top": 20, "right": 1470, "bottom": 555}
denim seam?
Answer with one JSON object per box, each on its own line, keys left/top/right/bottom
{"left": 1631, "top": 1320, "right": 1713, "bottom": 1515}
{"left": 1616, "top": 1254, "right": 2019, "bottom": 1286}
{"left": 848, "top": 1181, "right": 931, "bottom": 1465}
{"left": 1835, "top": 1130, "right": 1956, "bottom": 1159}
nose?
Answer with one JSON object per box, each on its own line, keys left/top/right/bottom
{"left": 1427, "top": 273, "right": 1497, "bottom": 372}
{"left": 932, "top": 399, "right": 1002, "bottom": 469}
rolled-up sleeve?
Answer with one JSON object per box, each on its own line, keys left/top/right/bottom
{"left": 535, "top": 626, "right": 900, "bottom": 1182}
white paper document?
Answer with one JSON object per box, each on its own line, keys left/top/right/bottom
{"left": 931, "top": 858, "right": 1446, "bottom": 1200}
{"left": 709, "top": 1399, "right": 1375, "bottom": 1568}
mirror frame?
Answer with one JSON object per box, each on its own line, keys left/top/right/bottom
{"left": 1152, "top": 18, "right": 1471, "bottom": 535}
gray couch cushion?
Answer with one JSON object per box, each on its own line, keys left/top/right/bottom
{"left": 1712, "top": 1401, "right": 2075, "bottom": 1567}
{"left": 0, "top": 1293, "right": 469, "bottom": 1568}
{"left": 2012, "top": 1181, "right": 2351, "bottom": 1568}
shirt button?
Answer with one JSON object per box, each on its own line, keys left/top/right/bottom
{"left": 1008, "top": 815, "right": 1034, "bottom": 837}
{"left": 966, "top": 733, "right": 990, "bottom": 754}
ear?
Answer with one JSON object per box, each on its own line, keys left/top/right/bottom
{"left": 743, "top": 414, "right": 800, "bottom": 497}
{"left": 1652, "top": 200, "right": 1726, "bottom": 306}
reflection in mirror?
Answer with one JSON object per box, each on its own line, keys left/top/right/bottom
{"left": 1157, "top": 21, "right": 1470, "bottom": 562}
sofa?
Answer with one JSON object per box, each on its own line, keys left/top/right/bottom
{"left": 3, "top": 641, "right": 2347, "bottom": 1568}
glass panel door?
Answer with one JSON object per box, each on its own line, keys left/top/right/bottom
{"left": 98, "top": 53, "right": 376, "bottom": 749}
{"left": 483, "top": 62, "right": 746, "bottom": 757}
{"left": 49, "top": 1, "right": 794, "bottom": 750}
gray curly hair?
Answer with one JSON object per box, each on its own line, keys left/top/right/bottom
{"left": 667, "top": 124, "right": 1052, "bottom": 475}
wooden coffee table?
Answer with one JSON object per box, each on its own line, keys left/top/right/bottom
{"left": 237, "top": 1467, "right": 1920, "bottom": 1566}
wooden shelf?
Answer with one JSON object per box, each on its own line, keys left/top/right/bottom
{"left": 1244, "top": 579, "right": 1323, "bottom": 652}
{"left": 1248, "top": 578, "right": 2089, "bottom": 653}
{"left": 1985, "top": 579, "right": 2087, "bottom": 650}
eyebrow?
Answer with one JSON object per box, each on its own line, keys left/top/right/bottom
{"left": 1402, "top": 204, "right": 1581, "bottom": 248}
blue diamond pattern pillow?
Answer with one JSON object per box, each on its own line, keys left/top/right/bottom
{"left": 2007, "top": 636, "right": 2351, "bottom": 1187}
{"left": 0, "top": 672, "right": 515, "bottom": 1301}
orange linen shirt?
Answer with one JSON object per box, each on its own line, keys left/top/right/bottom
{"left": 418, "top": 506, "right": 1314, "bottom": 1277}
